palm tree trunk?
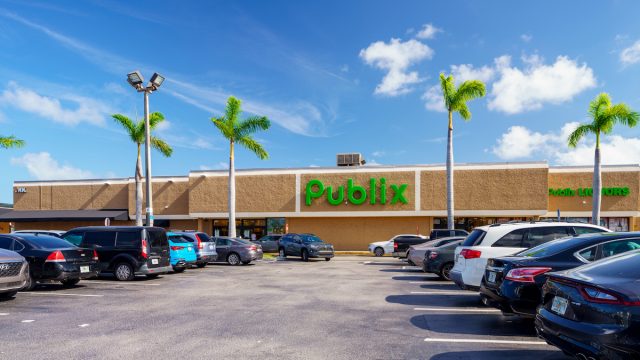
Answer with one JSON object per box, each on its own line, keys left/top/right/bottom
{"left": 446, "top": 111, "right": 454, "bottom": 231}
{"left": 228, "top": 140, "right": 237, "bottom": 238}
{"left": 592, "top": 133, "right": 601, "bottom": 226}
{"left": 135, "top": 144, "right": 143, "bottom": 226}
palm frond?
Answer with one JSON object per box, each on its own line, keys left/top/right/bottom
{"left": 453, "top": 80, "right": 486, "bottom": 105}
{"left": 456, "top": 103, "right": 471, "bottom": 120}
{"left": 568, "top": 124, "right": 594, "bottom": 148}
{"left": 237, "top": 135, "right": 269, "bottom": 160}
{"left": 236, "top": 116, "right": 270, "bottom": 139}
{"left": 225, "top": 96, "right": 242, "bottom": 126}
{"left": 607, "top": 103, "right": 639, "bottom": 128}
{"left": 148, "top": 112, "right": 166, "bottom": 129}
{"left": 588, "top": 93, "right": 611, "bottom": 120}
{"left": 150, "top": 137, "right": 173, "bottom": 157}
{"left": 211, "top": 117, "right": 234, "bottom": 140}
{"left": 0, "top": 135, "right": 25, "bottom": 149}
{"left": 439, "top": 73, "right": 456, "bottom": 110}
{"left": 112, "top": 114, "right": 140, "bottom": 143}
{"left": 133, "top": 119, "right": 146, "bottom": 144}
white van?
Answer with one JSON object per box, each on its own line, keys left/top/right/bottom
{"left": 450, "top": 222, "right": 610, "bottom": 290}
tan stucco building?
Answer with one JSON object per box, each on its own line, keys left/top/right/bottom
{"left": 3, "top": 162, "right": 639, "bottom": 250}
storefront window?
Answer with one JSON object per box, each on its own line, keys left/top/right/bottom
{"left": 267, "top": 218, "right": 286, "bottom": 234}
{"left": 433, "top": 217, "right": 529, "bottom": 232}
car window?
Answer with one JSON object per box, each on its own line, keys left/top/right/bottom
{"left": 520, "top": 236, "right": 582, "bottom": 258}
{"left": 577, "top": 246, "right": 597, "bottom": 262}
{"left": 303, "top": 235, "right": 323, "bottom": 243}
{"left": 84, "top": 231, "right": 116, "bottom": 247}
{"left": 574, "top": 226, "right": 604, "bottom": 235}
{"left": 462, "top": 229, "right": 486, "bottom": 247}
{"left": 524, "top": 227, "right": 570, "bottom": 248}
{"left": 116, "top": 231, "right": 141, "bottom": 248}
{"left": 167, "top": 235, "right": 189, "bottom": 244}
{"left": 26, "top": 235, "right": 75, "bottom": 249}
{"left": 62, "top": 232, "right": 84, "bottom": 246}
{"left": 0, "top": 237, "right": 13, "bottom": 250}
{"left": 602, "top": 239, "right": 640, "bottom": 258}
{"left": 148, "top": 230, "right": 168, "bottom": 248}
{"left": 216, "top": 238, "right": 230, "bottom": 246}
{"left": 492, "top": 229, "right": 527, "bottom": 248}
{"left": 196, "top": 233, "right": 212, "bottom": 243}
{"left": 13, "top": 240, "right": 25, "bottom": 252}
{"left": 455, "top": 231, "right": 468, "bottom": 236}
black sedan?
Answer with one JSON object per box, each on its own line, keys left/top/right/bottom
{"left": 535, "top": 250, "right": 640, "bottom": 359}
{"left": 480, "top": 232, "right": 640, "bottom": 317}
{"left": 423, "top": 240, "right": 463, "bottom": 280}
{"left": 0, "top": 234, "right": 100, "bottom": 289}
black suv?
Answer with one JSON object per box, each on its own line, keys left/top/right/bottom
{"left": 61, "top": 226, "right": 171, "bottom": 281}
{"left": 429, "top": 229, "right": 469, "bottom": 240}
{"left": 278, "top": 233, "right": 334, "bottom": 262}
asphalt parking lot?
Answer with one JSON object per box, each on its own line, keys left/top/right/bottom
{"left": 0, "top": 256, "right": 568, "bottom": 359}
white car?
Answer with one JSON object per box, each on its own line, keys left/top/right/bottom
{"left": 450, "top": 222, "right": 610, "bottom": 290}
{"left": 368, "top": 234, "right": 427, "bottom": 257}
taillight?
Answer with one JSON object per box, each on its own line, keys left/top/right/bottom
{"left": 460, "top": 249, "right": 481, "bottom": 259}
{"left": 46, "top": 250, "right": 65, "bottom": 263}
{"left": 249, "top": 245, "right": 257, "bottom": 251}
{"left": 505, "top": 267, "right": 551, "bottom": 283}
{"left": 92, "top": 250, "right": 99, "bottom": 261}
{"left": 170, "top": 246, "right": 184, "bottom": 251}
{"left": 195, "top": 234, "right": 204, "bottom": 250}
{"left": 550, "top": 277, "right": 640, "bottom": 306}
{"left": 429, "top": 251, "right": 439, "bottom": 260}
{"left": 141, "top": 239, "right": 149, "bottom": 259}
{"left": 393, "top": 242, "right": 398, "bottom": 250}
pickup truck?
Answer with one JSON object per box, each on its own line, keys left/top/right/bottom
{"left": 391, "top": 234, "right": 429, "bottom": 259}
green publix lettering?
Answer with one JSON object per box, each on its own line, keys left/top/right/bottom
{"left": 305, "top": 178, "right": 408, "bottom": 206}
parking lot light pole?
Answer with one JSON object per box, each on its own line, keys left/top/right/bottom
{"left": 126, "top": 71, "right": 166, "bottom": 227}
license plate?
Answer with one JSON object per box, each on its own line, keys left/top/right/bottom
{"left": 151, "top": 259, "right": 159, "bottom": 265}
{"left": 487, "top": 271, "right": 497, "bottom": 283}
{"left": 209, "top": 245, "right": 214, "bottom": 249}
{"left": 80, "top": 266, "right": 90, "bottom": 273}
{"left": 551, "top": 296, "right": 569, "bottom": 315}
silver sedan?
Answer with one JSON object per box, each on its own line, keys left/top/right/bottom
{"left": 0, "top": 248, "right": 29, "bottom": 299}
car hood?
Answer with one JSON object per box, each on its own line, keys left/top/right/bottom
{"left": 0, "top": 248, "right": 24, "bottom": 261}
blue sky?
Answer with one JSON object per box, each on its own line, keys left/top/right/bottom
{"left": 3, "top": 0, "right": 640, "bottom": 203}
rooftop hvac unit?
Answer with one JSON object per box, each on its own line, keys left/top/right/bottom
{"left": 337, "top": 153, "right": 366, "bottom": 167}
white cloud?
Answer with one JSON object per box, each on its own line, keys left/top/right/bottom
{"left": 372, "top": 151, "right": 385, "bottom": 157}
{"left": 11, "top": 152, "right": 93, "bottom": 180}
{"left": 450, "top": 62, "right": 497, "bottom": 84}
{"left": 491, "top": 122, "right": 640, "bottom": 165}
{"left": 520, "top": 34, "right": 533, "bottom": 42}
{"left": 415, "top": 23, "right": 442, "bottom": 40}
{"left": 359, "top": 38, "right": 433, "bottom": 96}
{"left": 0, "top": 82, "right": 110, "bottom": 126}
{"left": 620, "top": 40, "right": 640, "bottom": 65}
{"left": 199, "top": 162, "right": 229, "bottom": 171}
{"left": 422, "top": 85, "right": 445, "bottom": 112}
{"left": 488, "top": 55, "right": 596, "bottom": 114}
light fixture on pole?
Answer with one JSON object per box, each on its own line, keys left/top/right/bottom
{"left": 126, "top": 70, "right": 165, "bottom": 227}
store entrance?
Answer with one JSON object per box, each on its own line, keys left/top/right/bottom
{"left": 213, "top": 219, "right": 267, "bottom": 241}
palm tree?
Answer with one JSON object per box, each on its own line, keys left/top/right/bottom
{"left": 211, "top": 96, "right": 270, "bottom": 238}
{"left": 112, "top": 112, "right": 173, "bottom": 226}
{"left": 0, "top": 135, "right": 25, "bottom": 149}
{"left": 439, "top": 73, "right": 486, "bottom": 230}
{"left": 568, "top": 93, "right": 638, "bottom": 225}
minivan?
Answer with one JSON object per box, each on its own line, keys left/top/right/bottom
{"left": 61, "top": 226, "right": 171, "bottom": 281}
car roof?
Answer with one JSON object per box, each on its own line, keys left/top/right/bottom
{"left": 474, "top": 222, "right": 610, "bottom": 235}
{"left": 68, "top": 226, "right": 164, "bottom": 231}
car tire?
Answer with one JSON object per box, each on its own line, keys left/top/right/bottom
{"left": 23, "top": 273, "right": 36, "bottom": 291}
{"left": 374, "top": 247, "right": 384, "bottom": 257}
{"left": 61, "top": 279, "right": 80, "bottom": 287}
{"left": 173, "top": 267, "right": 185, "bottom": 273}
{"left": 196, "top": 262, "right": 207, "bottom": 268}
{"left": 114, "top": 262, "right": 135, "bottom": 281}
{"left": 325, "top": 258, "right": 331, "bottom": 261}
{"left": 0, "top": 291, "right": 17, "bottom": 299}
{"left": 241, "top": 261, "right": 251, "bottom": 265}
{"left": 227, "top": 253, "right": 241, "bottom": 266}
{"left": 278, "top": 248, "right": 286, "bottom": 258}
{"left": 301, "top": 249, "right": 309, "bottom": 262}
{"left": 439, "top": 262, "right": 454, "bottom": 281}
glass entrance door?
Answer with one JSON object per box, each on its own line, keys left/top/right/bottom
{"left": 213, "top": 219, "right": 267, "bottom": 240}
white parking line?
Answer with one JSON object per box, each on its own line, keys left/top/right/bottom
{"left": 78, "top": 324, "right": 90, "bottom": 328}
{"left": 21, "top": 320, "right": 35, "bottom": 323}
{"left": 410, "top": 291, "right": 478, "bottom": 296}
{"left": 87, "top": 281, "right": 161, "bottom": 286}
{"left": 402, "top": 266, "right": 422, "bottom": 270}
{"left": 0, "top": 313, "right": 9, "bottom": 316}
{"left": 21, "top": 292, "right": 104, "bottom": 298}
{"left": 424, "top": 338, "right": 548, "bottom": 345}
{"left": 414, "top": 307, "right": 501, "bottom": 313}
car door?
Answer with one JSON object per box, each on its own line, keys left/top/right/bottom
{"left": 287, "top": 235, "right": 302, "bottom": 256}
{"left": 215, "top": 238, "right": 230, "bottom": 260}
{"left": 264, "top": 236, "right": 280, "bottom": 252}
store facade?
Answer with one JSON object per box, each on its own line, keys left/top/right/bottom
{"left": 3, "top": 162, "right": 640, "bottom": 250}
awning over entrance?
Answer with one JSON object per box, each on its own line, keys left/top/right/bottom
{"left": 0, "top": 210, "right": 129, "bottom": 222}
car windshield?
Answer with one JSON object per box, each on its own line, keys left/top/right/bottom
{"left": 22, "top": 235, "right": 75, "bottom": 249}
{"left": 517, "top": 236, "right": 583, "bottom": 258}
{"left": 197, "top": 233, "right": 212, "bottom": 242}
{"left": 303, "top": 235, "right": 323, "bottom": 243}
{"left": 168, "top": 235, "right": 190, "bottom": 244}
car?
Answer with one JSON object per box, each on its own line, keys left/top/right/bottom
{"left": 429, "top": 229, "right": 469, "bottom": 240}
{"left": 278, "top": 233, "right": 334, "bottom": 262}
{"left": 480, "top": 232, "right": 640, "bottom": 317}
{"left": 0, "top": 234, "right": 99, "bottom": 289}
{"left": 61, "top": 226, "right": 171, "bottom": 281}
{"left": 252, "top": 234, "right": 282, "bottom": 253}
{"left": 450, "top": 222, "right": 609, "bottom": 291}
{"left": 170, "top": 231, "right": 217, "bottom": 268}
{"left": 12, "top": 230, "right": 65, "bottom": 238}
{"left": 368, "top": 234, "right": 424, "bottom": 257}
{"left": 0, "top": 248, "right": 29, "bottom": 299}
{"left": 422, "top": 239, "right": 464, "bottom": 280}
{"left": 391, "top": 234, "right": 429, "bottom": 259}
{"left": 535, "top": 249, "right": 640, "bottom": 359}
{"left": 214, "top": 237, "right": 263, "bottom": 265}
{"left": 407, "top": 237, "right": 465, "bottom": 267}
{"left": 166, "top": 232, "right": 197, "bottom": 272}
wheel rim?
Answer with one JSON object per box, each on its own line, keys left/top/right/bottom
{"left": 229, "top": 254, "right": 240, "bottom": 265}
{"left": 443, "top": 264, "right": 453, "bottom": 280}
{"left": 375, "top": 248, "right": 383, "bottom": 256}
{"left": 302, "top": 251, "right": 308, "bottom": 260}
{"left": 279, "top": 249, "right": 285, "bottom": 257}
{"left": 116, "top": 265, "right": 131, "bottom": 280}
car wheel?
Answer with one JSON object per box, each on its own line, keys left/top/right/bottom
{"left": 0, "top": 291, "right": 17, "bottom": 299}
{"left": 279, "top": 248, "right": 286, "bottom": 258}
{"left": 301, "top": 249, "right": 309, "bottom": 262}
{"left": 440, "top": 262, "right": 454, "bottom": 281}
{"left": 227, "top": 253, "right": 241, "bottom": 266}
{"left": 374, "top": 247, "right": 384, "bottom": 257}
{"left": 173, "top": 267, "right": 185, "bottom": 273}
{"left": 325, "top": 258, "right": 331, "bottom": 261}
{"left": 23, "top": 273, "right": 36, "bottom": 291}
{"left": 61, "top": 279, "right": 80, "bottom": 287}
{"left": 196, "top": 262, "right": 207, "bottom": 268}
{"left": 114, "top": 262, "right": 135, "bottom": 281}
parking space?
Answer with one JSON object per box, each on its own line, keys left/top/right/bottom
{"left": 0, "top": 256, "right": 568, "bottom": 359}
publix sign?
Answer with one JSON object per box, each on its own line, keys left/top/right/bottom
{"left": 549, "top": 187, "right": 630, "bottom": 197}
{"left": 305, "top": 178, "right": 408, "bottom": 206}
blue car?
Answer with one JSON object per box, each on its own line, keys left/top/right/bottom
{"left": 167, "top": 232, "right": 197, "bottom": 273}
